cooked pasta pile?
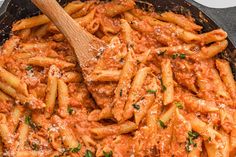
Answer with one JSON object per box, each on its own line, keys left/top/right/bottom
{"left": 0, "top": 0, "right": 235, "bottom": 156}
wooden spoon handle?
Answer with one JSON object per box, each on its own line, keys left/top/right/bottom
{"left": 31, "top": 0, "right": 95, "bottom": 65}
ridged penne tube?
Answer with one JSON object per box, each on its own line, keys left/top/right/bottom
{"left": 159, "top": 103, "right": 176, "bottom": 125}
{"left": 181, "top": 93, "right": 219, "bottom": 113}
{"left": 200, "top": 29, "right": 227, "bottom": 44}
{"left": 204, "top": 131, "right": 230, "bottom": 157}
{"left": 0, "top": 66, "right": 28, "bottom": 96}
{"left": 28, "top": 57, "right": 75, "bottom": 69}
{"left": 112, "top": 49, "right": 136, "bottom": 121}
{"left": 18, "top": 28, "right": 31, "bottom": 40}
{"left": 134, "top": 78, "right": 157, "bottom": 125}
{"left": 12, "top": 1, "right": 85, "bottom": 31}
{"left": 0, "top": 81, "right": 45, "bottom": 109}
{"left": 187, "top": 137, "right": 202, "bottom": 157}
{"left": 52, "top": 115, "right": 79, "bottom": 148}
{"left": 188, "top": 115, "right": 222, "bottom": 140}
{"left": 61, "top": 71, "right": 82, "bottom": 83}
{"left": 0, "top": 113, "right": 13, "bottom": 148}
{"left": 71, "top": 1, "right": 95, "bottom": 18}
{"left": 120, "top": 19, "right": 133, "bottom": 46}
{"left": 2, "top": 36, "right": 20, "bottom": 55}
{"left": 211, "top": 68, "right": 231, "bottom": 99}
{"left": 16, "top": 122, "right": 29, "bottom": 150}
{"left": 104, "top": 0, "right": 135, "bottom": 17}
{"left": 161, "top": 59, "right": 174, "bottom": 105}
{"left": 82, "top": 135, "right": 97, "bottom": 147}
{"left": 0, "top": 90, "right": 11, "bottom": 102}
{"left": 175, "top": 27, "right": 201, "bottom": 43}
{"left": 90, "top": 121, "right": 137, "bottom": 139}
{"left": 146, "top": 105, "right": 159, "bottom": 133}
{"left": 158, "top": 11, "right": 202, "bottom": 32}
{"left": 75, "top": 9, "right": 96, "bottom": 27}
{"left": 123, "top": 67, "right": 151, "bottom": 120}
{"left": 155, "top": 44, "right": 197, "bottom": 56}
{"left": 8, "top": 105, "right": 25, "bottom": 133}
{"left": 90, "top": 70, "right": 121, "bottom": 82}
{"left": 45, "top": 65, "right": 60, "bottom": 118}
{"left": 33, "top": 24, "right": 49, "bottom": 38}
{"left": 216, "top": 59, "right": 236, "bottom": 103}
{"left": 88, "top": 106, "right": 113, "bottom": 121}
{"left": 197, "top": 40, "right": 228, "bottom": 59}
{"left": 124, "top": 12, "right": 153, "bottom": 33}
{"left": 57, "top": 79, "right": 69, "bottom": 118}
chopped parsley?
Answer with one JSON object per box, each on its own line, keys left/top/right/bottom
{"left": 85, "top": 150, "right": 93, "bottom": 157}
{"left": 158, "top": 120, "right": 167, "bottom": 129}
{"left": 120, "top": 89, "right": 123, "bottom": 97}
{"left": 67, "top": 107, "right": 74, "bottom": 115}
{"left": 31, "top": 143, "right": 39, "bottom": 151}
{"left": 147, "top": 89, "right": 157, "bottom": 94}
{"left": 160, "top": 79, "right": 166, "bottom": 92}
{"left": 179, "top": 54, "right": 186, "bottom": 59}
{"left": 132, "top": 104, "right": 140, "bottom": 110}
{"left": 172, "top": 53, "right": 179, "bottom": 59}
{"left": 175, "top": 102, "right": 183, "bottom": 109}
{"left": 25, "top": 116, "right": 41, "bottom": 130}
{"left": 208, "top": 137, "right": 212, "bottom": 142}
{"left": 185, "top": 131, "right": 199, "bottom": 152}
{"left": 25, "top": 65, "right": 33, "bottom": 71}
{"left": 103, "top": 151, "right": 113, "bottom": 157}
{"left": 158, "top": 50, "right": 166, "bottom": 56}
{"left": 70, "top": 144, "right": 81, "bottom": 153}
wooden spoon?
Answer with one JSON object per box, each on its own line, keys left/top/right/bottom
{"left": 31, "top": 0, "right": 106, "bottom": 67}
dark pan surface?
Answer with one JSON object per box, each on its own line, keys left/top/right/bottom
{"left": 0, "top": 0, "right": 235, "bottom": 77}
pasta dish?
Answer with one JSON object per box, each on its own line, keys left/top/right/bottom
{"left": 0, "top": 0, "right": 235, "bottom": 156}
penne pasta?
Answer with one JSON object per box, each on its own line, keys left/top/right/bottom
{"left": 216, "top": 59, "right": 236, "bottom": 104}
{"left": 0, "top": 66, "right": 28, "bottom": 96}
{"left": 16, "top": 121, "right": 29, "bottom": 150}
{"left": 45, "top": 65, "right": 59, "bottom": 118}
{"left": 159, "top": 103, "right": 176, "bottom": 126}
{"left": 12, "top": 1, "right": 85, "bottom": 31}
{"left": 8, "top": 105, "right": 25, "bottom": 133}
{"left": 61, "top": 71, "right": 83, "bottom": 83}
{"left": 90, "top": 70, "right": 121, "bottom": 82}
{"left": 112, "top": 48, "right": 136, "bottom": 121}
{"left": 158, "top": 11, "right": 203, "bottom": 32}
{"left": 123, "top": 67, "right": 151, "bottom": 121}
{"left": 161, "top": 59, "right": 174, "bottom": 105}
{"left": 28, "top": 57, "right": 75, "bottom": 69}
{"left": 91, "top": 121, "right": 137, "bottom": 139}
{"left": 196, "top": 40, "right": 228, "bottom": 59}
{"left": 134, "top": 77, "right": 157, "bottom": 125}
{"left": 57, "top": 79, "right": 69, "bottom": 118}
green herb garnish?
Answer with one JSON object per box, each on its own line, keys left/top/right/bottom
{"left": 147, "top": 89, "right": 157, "bottom": 94}
{"left": 120, "top": 89, "right": 123, "bottom": 97}
{"left": 132, "top": 104, "right": 140, "bottom": 110}
{"left": 158, "top": 120, "right": 167, "bottom": 129}
{"left": 103, "top": 151, "right": 113, "bottom": 157}
{"left": 31, "top": 143, "right": 39, "bottom": 151}
{"left": 67, "top": 107, "right": 74, "bottom": 115}
{"left": 179, "top": 54, "right": 186, "bottom": 59}
{"left": 175, "top": 102, "right": 183, "bottom": 109}
{"left": 172, "top": 53, "right": 179, "bottom": 59}
{"left": 159, "top": 50, "right": 166, "bottom": 56}
{"left": 25, "top": 65, "right": 33, "bottom": 71}
{"left": 160, "top": 79, "right": 166, "bottom": 92}
{"left": 70, "top": 144, "right": 81, "bottom": 153}
{"left": 185, "top": 131, "right": 199, "bottom": 152}
{"left": 25, "top": 116, "right": 40, "bottom": 130}
{"left": 85, "top": 150, "right": 93, "bottom": 157}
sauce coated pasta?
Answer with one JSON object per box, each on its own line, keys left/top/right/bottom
{"left": 0, "top": 0, "right": 235, "bottom": 156}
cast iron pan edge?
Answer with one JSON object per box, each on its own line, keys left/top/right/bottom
{"left": 0, "top": 0, "right": 235, "bottom": 77}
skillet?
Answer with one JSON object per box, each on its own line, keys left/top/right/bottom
{"left": 0, "top": 0, "right": 236, "bottom": 77}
